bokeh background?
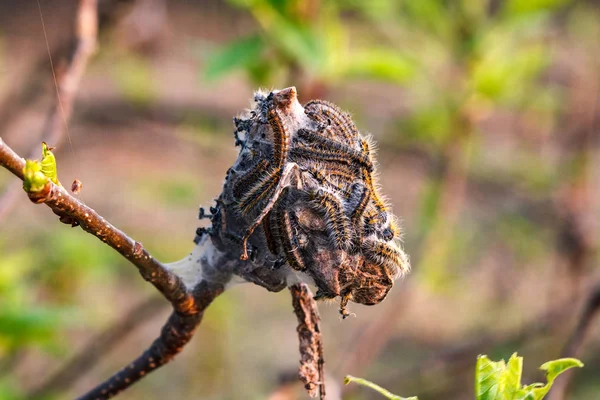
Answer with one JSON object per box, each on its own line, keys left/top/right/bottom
{"left": 0, "top": 0, "right": 599, "bottom": 399}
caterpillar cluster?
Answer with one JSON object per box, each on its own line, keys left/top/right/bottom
{"left": 214, "top": 87, "right": 410, "bottom": 317}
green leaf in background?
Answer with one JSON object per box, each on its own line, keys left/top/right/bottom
{"left": 259, "top": 11, "right": 324, "bottom": 72}
{"left": 224, "top": 0, "right": 327, "bottom": 77}
{"left": 472, "top": 43, "right": 549, "bottom": 104}
{"left": 344, "top": 375, "right": 418, "bottom": 400}
{"left": 0, "top": 307, "right": 72, "bottom": 352}
{"left": 343, "top": 49, "right": 415, "bottom": 84}
{"left": 399, "top": 0, "right": 450, "bottom": 38}
{"left": 0, "top": 250, "right": 35, "bottom": 297}
{"left": 204, "top": 34, "right": 264, "bottom": 81}
{"left": 339, "top": 0, "right": 399, "bottom": 23}
{"left": 475, "top": 353, "right": 583, "bottom": 400}
{"left": 503, "top": 0, "right": 570, "bottom": 17}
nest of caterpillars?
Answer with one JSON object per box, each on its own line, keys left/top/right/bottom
{"left": 208, "top": 87, "right": 410, "bottom": 318}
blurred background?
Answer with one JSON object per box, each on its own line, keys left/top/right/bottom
{"left": 0, "top": 0, "right": 599, "bottom": 399}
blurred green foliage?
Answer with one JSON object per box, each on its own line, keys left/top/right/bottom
{"left": 0, "top": 225, "right": 127, "bottom": 360}
{"left": 204, "top": 0, "right": 416, "bottom": 86}
{"left": 0, "top": 247, "right": 68, "bottom": 359}
{"left": 135, "top": 176, "right": 201, "bottom": 207}
{"left": 205, "top": 0, "right": 567, "bottom": 111}
{"left": 109, "top": 53, "right": 157, "bottom": 108}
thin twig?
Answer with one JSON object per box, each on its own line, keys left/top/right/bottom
{"left": 547, "top": 285, "right": 600, "bottom": 400}
{"left": 562, "top": 286, "right": 600, "bottom": 356}
{"left": 0, "top": 0, "right": 97, "bottom": 223}
{"left": 290, "top": 283, "right": 326, "bottom": 399}
{"left": 29, "top": 296, "right": 166, "bottom": 398}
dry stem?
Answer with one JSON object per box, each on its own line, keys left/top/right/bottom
{"left": 290, "top": 283, "right": 326, "bottom": 399}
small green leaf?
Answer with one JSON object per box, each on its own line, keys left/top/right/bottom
{"left": 515, "top": 358, "right": 584, "bottom": 400}
{"left": 475, "top": 355, "right": 507, "bottom": 400}
{"left": 204, "top": 35, "right": 265, "bottom": 81}
{"left": 503, "top": 353, "right": 524, "bottom": 398}
{"left": 344, "top": 375, "right": 418, "bottom": 400}
{"left": 475, "top": 353, "right": 526, "bottom": 400}
{"left": 541, "top": 358, "right": 585, "bottom": 381}
{"left": 41, "top": 142, "right": 60, "bottom": 185}
{"left": 476, "top": 354, "right": 583, "bottom": 400}
{"left": 22, "top": 160, "right": 48, "bottom": 193}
